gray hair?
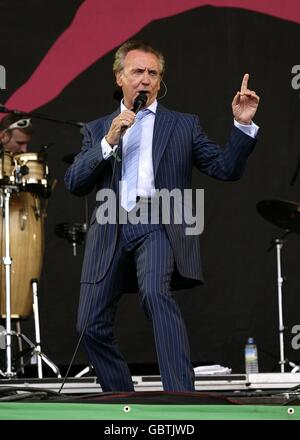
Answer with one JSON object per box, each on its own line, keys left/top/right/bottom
{"left": 113, "top": 40, "right": 165, "bottom": 77}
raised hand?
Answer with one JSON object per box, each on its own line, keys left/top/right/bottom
{"left": 232, "top": 74, "right": 260, "bottom": 125}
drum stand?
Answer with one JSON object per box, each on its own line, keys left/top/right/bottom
{"left": 273, "top": 237, "right": 300, "bottom": 373}
{"left": 0, "top": 186, "right": 61, "bottom": 378}
{"left": 75, "top": 364, "right": 93, "bottom": 378}
{"left": 1, "top": 186, "right": 16, "bottom": 377}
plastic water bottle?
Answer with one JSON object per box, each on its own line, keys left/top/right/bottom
{"left": 245, "top": 337, "right": 259, "bottom": 374}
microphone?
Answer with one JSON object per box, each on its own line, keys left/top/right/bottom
{"left": 112, "top": 91, "right": 148, "bottom": 162}
{"left": 120, "top": 91, "right": 148, "bottom": 135}
{"left": 132, "top": 91, "right": 148, "bottom": 114}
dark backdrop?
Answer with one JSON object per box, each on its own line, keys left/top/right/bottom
{"left": 1, "top": 1, "right": 300, "bottom": 374}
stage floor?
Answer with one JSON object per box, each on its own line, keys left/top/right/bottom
{"left": 0, "top": 372, "right": 300, "bottom": 394}
{"left": 1, "top": 373, "right": 300, "bottom": 422}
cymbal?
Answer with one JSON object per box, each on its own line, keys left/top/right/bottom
{"left": 256, "top": 199, "right": 300, "bottom": 233}
{"left": 62, "top": 153, "right": 77, "bottom": 164}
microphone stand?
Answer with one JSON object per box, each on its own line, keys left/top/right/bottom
{"left": 0, "top": 104, "right": 85, "bottom": 129}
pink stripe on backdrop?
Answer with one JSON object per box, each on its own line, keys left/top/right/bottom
{"left": 3, "top": 0, "right": 300, "bottom": 113}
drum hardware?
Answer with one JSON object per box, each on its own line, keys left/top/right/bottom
{"left": 0, "top": 325, "right": 61, "bottom": 378}
{"left": 13, "top": 161, "right": 29, "bottom": 185}
{"left": 0, "top": 163, "right": 60, "bottom": 379}
{"left": 15, "top": 320, "right": 25, "bottom": 374}
{"left": 13, "top": 153, "right": 48, "bottom": 189}
{"left": 1, "top": 185, "right": 19, "bottom": 377}
{"left": 0, "top": 325, "right": 6, "bottom": 349}
{"left": 30, "top": 279, "right": 61, "bottom": 378}
{"left": 0, "top": 189, "right": 61, "bottom": 378}
{"left": 60, "top": 153, "right": 89, "bottom": 256}
{"left": 18, "top": 165, "right": 29, "bottom": 182}
{"left": 257, "top": 199, "right": 300, "bottom": 373}
{"left": 75, "top": 364, "right": 93, "bottom": 378}
{"left": 32, "top": 201, "right": 41, "bottom": 220}
{"left": 19, "top": 208, "right": 27, "bottom": 230}
{"left": 55, "top": 222, "right": 87, "bottom": 257}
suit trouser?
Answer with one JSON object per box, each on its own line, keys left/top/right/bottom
{"left": 77, "top": 221, "right": 195, "bottom": 392}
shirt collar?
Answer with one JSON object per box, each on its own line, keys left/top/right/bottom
{"left": 120, "top": 99, "right": 157, "bottom": 114}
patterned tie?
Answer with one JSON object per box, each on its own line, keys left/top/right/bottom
{"left": 121, "top": 109, "right": 150, "bottom": 212}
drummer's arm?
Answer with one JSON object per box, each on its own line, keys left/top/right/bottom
{"left": 64, "top": 124, "right": 110, "bottom": 196}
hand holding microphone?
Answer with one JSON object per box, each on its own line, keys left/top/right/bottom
{"left": 105, "top": 91, "right": 148, "bottom": 146}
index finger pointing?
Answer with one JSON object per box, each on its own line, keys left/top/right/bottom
{"left": 241, "top": 73, "right": 249, "bottom": 92}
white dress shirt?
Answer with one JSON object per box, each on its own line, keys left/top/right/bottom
{"left": 102, "top": 100, "right": 157, "bottom": 197}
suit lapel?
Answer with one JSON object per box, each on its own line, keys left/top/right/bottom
{"left": 152, "top": 104, "right": 176, "bottom": 177}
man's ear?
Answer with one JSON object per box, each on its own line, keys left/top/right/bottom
{"left": 116, "top": 72, "right": 123, "bottom": 87}
{"left": 0, "top": 131, "right": 9, "bottom": 144}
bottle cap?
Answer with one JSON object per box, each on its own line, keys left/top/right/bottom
{"left": 247, "top": 337, "right": 254, "bottom": 344}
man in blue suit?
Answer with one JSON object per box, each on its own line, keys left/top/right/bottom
{"left": 65, "top": 40, "right": 260, "bottom": 392}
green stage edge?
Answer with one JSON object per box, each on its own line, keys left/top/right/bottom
{"left": 0, "top": 403, "right": 299, "bottom": 420}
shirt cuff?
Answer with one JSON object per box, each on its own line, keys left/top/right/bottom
{"left": 101, "top": 137, "right": 118, "bottom": 159}
{"left": 234, "top": 120, "right": 259, "bottom": 139}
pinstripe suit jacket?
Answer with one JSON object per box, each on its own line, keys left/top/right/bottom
{"left": 65, "top": 103, "right": 256, "bottom": 290}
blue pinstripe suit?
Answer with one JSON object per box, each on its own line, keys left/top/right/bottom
{"left": 64, "top": 103, "right": 256, "bottom": 391}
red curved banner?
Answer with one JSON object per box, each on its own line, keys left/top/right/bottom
{"left": 3, "top": 0, "right": 300, "bottom": 113}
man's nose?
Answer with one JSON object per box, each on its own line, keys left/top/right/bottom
{"left": 141, "top": 71, "right": 151, "bottom": 84}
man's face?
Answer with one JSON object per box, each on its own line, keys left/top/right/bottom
{"left": 116, "top": 50, "right": 161, "bottom": 109}
{"left": 1, "top": 129, "right": 31, "bottom": 153}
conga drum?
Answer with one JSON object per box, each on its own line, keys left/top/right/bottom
{"left": 0, "top": 191, "right": 45, "bottom": 319}
{"left": 12, "top": 152, "right": 48, "bottom": 197}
